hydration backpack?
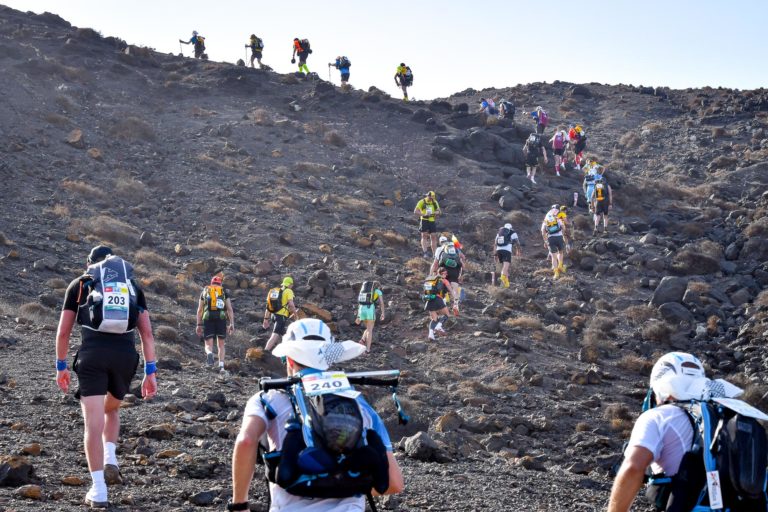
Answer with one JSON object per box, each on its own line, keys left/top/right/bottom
{"left": 358, "top": 281, "right": 376, "bottom": 306}
{"left": 646, "top": 401, "right": 768, "bottom": 512}
{"left": 527, "top": 133, "right": 541, "bottom": 147}
{"left": 538, "top": 110, "right": 549, "bottom": 126}
{"left": 423, "top": 275, "right": 443, "bottom": 301}
{"left": 266, "top": 287, "right": 285, "bottom": 314}
{"left": 438, "top": 243, "right": 460, "bottom": 269}
{"left": 496, "top": 227, "right": 514, "bottom": 247}
{"left": 195, "top": 36, "right": 206, "bottom": 50}
{"left": 78, "top": 256, "right": 139, "bottom": 334}
{"left": 339, "top": 56, "right": 351, "bottom": 68}
{"left": 501, "top": 101, "right": 515, "bottom": 118}
{"left": 553, "top": 131, "right": 565, "bottom": 150}
{"left": 300, "top": 39, "right": 311, "bottom": 52}
{"left": 203, "top": 285, "right": 227, "bottom": 319}
{"left": 545, "top": 217, "right": 561, "bottom": 235}
{"left": 404, "top": 67, "right": 413, "bottom": 86}
{"left": 595, "top": 181, "right": 606, "bottom": 201}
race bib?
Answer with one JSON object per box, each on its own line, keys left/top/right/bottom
{"left": 302, "top": 372, "right": 353, "bottom": 397}
{"left": 357, "top": 292, "right": 368, "bottom": 303}
{"left": 425, "top": 206, "right": 433, "bottom": 216}
{"left": 103, "top": 281, "right": 129, "bottom": 320}
{"left": 215, "top": 297, "right": 225, "bottom": 310}
{"left": 706, "top": 471, "right": 724, "bottom": 509}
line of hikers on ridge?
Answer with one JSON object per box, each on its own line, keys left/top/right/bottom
{"left": 178, "top": 31, "right": 415, "bottom": 100}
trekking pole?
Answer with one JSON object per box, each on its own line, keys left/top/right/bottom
{"left": 328, "top": 64, "right": 331, "bottom": 81}
{"left": 179, "top": 42, "right": 183, "bottom": 56}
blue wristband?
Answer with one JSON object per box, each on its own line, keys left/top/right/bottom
{"left": 56, "top": 359, "right": 68, "bottom": 371}
{"left": 145, "top": 361, "right": 157, "bottom": 375}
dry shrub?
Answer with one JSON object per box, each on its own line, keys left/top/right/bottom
{"left": 579, "top": 343, "right": 601, "bottom": 363}
{"left": 87, "top": 215, "right": 139, "bottom": 246}
{"left": 44, "top": 113, "right": 71, "bottom": 127}
{"left": 561, "top": 98, "right": 578, "bottom": 109}
{"left": 303, "top": 121, "right": 328, "bottom": 135}
{"left": 504, "top": 315, "right": 542, "bottom": 330}
{"left": 405, "top": 257, "right": 430, "bottom": 273}
{"left": 45, "top": 278, "right": 68, "bottom": 290}
{"left": 572, "top": 215, "right": 592, "bottom": 231}
{"left": 407, "top": 383, "right": 432, "bottom": 398}
{"left": 194, "top": 240, "right": 232, "bottom": 256}
{"left": 706, "top": 315, "right": 720, "bottom": 336}
{"left": 109, "top": 117, "right": 156, "bottom": 142}
{"left": 335, "top": 197, "right": 370, "bottom": 210}
{"left": 155, "top": 325, "right": 178, "bottom": 342}
{"left": 741, "top": 385, "right": 768, "bottom": 411}
{"left": 484, "top": 116, "right": 499, "bottom": 127}
{"left": 687, "top": 281, "right": 711, "bottom": 294}
{"left": 191, "top": 106, "right": 217, "bottom": 117}
{"left": 610, "top": 418, "right": 633, "bottom": 434}
{"left": 745, "top": 217, "right": 768, "bottom": 238}
{"left": 711, "top": 127, "right": 727, "bottom": 139}
{"left": 115, "top": 176, "right": 147, "bottom": 198}
{"left": 155, "top": 342, "right": 185, "bottom": 363}
{"left": 0, "top": 232, "right": 13, "bottom": 246}
{"left": 617, "top": 354, "right": 653, "bottom": 375}
{"left": 134, "top": 250, "right": 173, "bottom": 269}
{"left": 624, "top": 305, "right": 655, "bottom": 325}
{"left": 677, "top": 222, "right": 705, "bottom": 239}
{"left": 604, "top": 403, "right": 632, "bottom": 421}
{"left": 575, "top": 422, "right": 591, "bottom": 432}
{"left": 165, "top": 71, "right": 182, "bottom": 82}
{"left": 323, "top": 130, "right": 346, "bottom": 147}
{"left": 20, "top": 302, "right": 51, "bottom": 323}
{"left": 293, "top": 162, "right": 331, "bottom": 174}
{"left": 756, "top": 290, "right": 768, "bottom": 308}
{"left": 504, "top": 210, "right": 532, "bottom": 227}
{"left": 671, "top": 250, "right": 720, "bottom": 275}
{"left": 642, "top": 122, "right": 663, "bottom": 133}
{"left": 350, "top": 154, "right": 382, "bottom": 171}
{"left": 642, "top": 321, "right": 672, "bottom": 343}
{"left": 486, "top": 376, "right": 519, "bottom": 393}
{"left": 250, "top": 109, "right": 274, "bottom": 126}
{"left": 619, "top": 131, "right": 641, "bottom": 149}
{"left": 377, "top": 230, "right": 408, "bottom": 247}
{"left": 61, "top": 179, "right": 105, "bottom": 199}
{"left": 45, "top": 204, "right": 70, "bottom": 218}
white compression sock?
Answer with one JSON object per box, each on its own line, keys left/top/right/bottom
{"left": 104, "top": 442, "right": 117, "bottom": 466}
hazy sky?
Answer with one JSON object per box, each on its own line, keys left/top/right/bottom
{"left": 3, "top": 0, "right": 765, "bottom": 99}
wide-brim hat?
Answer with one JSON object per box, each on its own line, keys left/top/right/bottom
{"left": 272, "top": 338, "right": 365, "bottom": 370}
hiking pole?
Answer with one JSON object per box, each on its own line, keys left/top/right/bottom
{"left": 179, "top": 42, "right": 183, "bottom": 56}
{"left": 328, "top": 64, "right": 331, "bottom": 81}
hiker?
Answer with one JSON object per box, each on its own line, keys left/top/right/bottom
{"left": 245, "top": 34, "right": 264, "bottom": 68}
{"left": 423, "top": 267, "right": 455, "bottom": 341}
{"left": 498, "top": 98, "right": 515, "bottom": 120}
{"left": 355, "top": 280, "right": 385, "bottom": 353}
{"left": 530, "top": 106, "right": 549, "bottom": 134}
{"left": 179, "top": 30, "right": 206, "bottom": 59}
{"left": 329, "top": 55, "right": 351, "bottom": 87}
{"left": 195, "top": 274, "right": 234, "bottom": 373}
{"left": 55, "top": 246, "right": 157, "bottom": 508}
{"left": 494, "top": 223, "right": 521, "bottom": 288}
{"left": 558, "top": 206, "right": 574, "bottom": 254}
{"left": 582, "top": 159, "right": 599, "bottom": 210}
{"left": 480, "top": 98, "right": 498, "bottom": 116}
{"left": 263, "top": 276, "right": 298, "bottom": 351}
{"left": 608, "top": 352, "right": 768, "bottom": 512}
{"left": 394, "top": 63, "right": 413, "bottom": 101}
{"left": 523, "top": 132, "right": 548, "bottom": 184}
{"left": 569, "top": 124, "right": 587, "bottom": 169}
{"left": 291, "top": 37, "right": 312, "bottom": 74}
{"left": 229, "top": 318, "right": 405, "bottom": 512}
{"left": 431, "top": 235, "right": 467, "bottom": 315}
{"left": 549, "top": 126, "right": 568, "bottom": 176}
{"left": 592, "top": 167, "right": 613, "bottom": 236}
{"left": 541, "top": 206, "right": 568, "bottom": 279}
{"left": 413, "top": 190, "right": 441, "bottom": 257}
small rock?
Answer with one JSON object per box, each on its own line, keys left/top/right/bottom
{"left": 87, "top": 147, "right": 103, "bottom": 161}
{"left": 142, "top": 423, "right": 175, "bottom": 440}
{"left": 189, "top": 490, "right": 218, "bottom": 506}
{"left": 174, "top": 243, "right": 190, "bottom": 256}
{"left": 434, "top": 411, "right": 464, "bottom": 432}
{"left": 402, "top": 432, "right": 447, "bottom": 462}
{"left": 20, "top": 444, "right": 41, "bottom": 457}
{"left": 516, "top": 455, "right": 546, "bottom": 471}
{"left": 567, "top": 462, "right": 593, "bottom": 475}
{"left": 66, "top": 129, "right": 85, "bottom": 149}
{"left": 15, "top": 484, "right": 42, "bottom": 500}
{"left": 61, "top": 475, "right": 85, "bottom": 486}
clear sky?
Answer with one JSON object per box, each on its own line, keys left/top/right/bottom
{"left": 3, "top": 0, "right": 765, "bottom": 99}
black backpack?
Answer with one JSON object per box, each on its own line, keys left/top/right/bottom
{"left": 438, "top": 243, "right": 460, "bottom": 269}
{"left": 527, "top": 133, "right": 541, "bottom": 148}
{"left": 647, "top": 401, "right": 768, "bottom": 512}
{"left": 496, "top": 227, "right": 514, "bottom": 247}
{"left": 358, "top": 281, "right": 375, "bottom": 305}
{"left": 501, "top": 101, "right": 515, "bottom": 118}
{"left": 339, "top": 56, "right": 351, "bottom": 68}
{"left": 266, "top": 287, "right": 284, "bottom": 314}
{"left": 301, "top": 39, "right": 311, "bottom": 52}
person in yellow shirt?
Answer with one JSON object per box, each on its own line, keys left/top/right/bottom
{"left": 263, "top": 276, "right": 298, "bottom": 351}
{"left": 413, "top": 191, "right": 441, "bottom": 258}
{"left": 394, "top": 63, "right": 413, "bottom": 101}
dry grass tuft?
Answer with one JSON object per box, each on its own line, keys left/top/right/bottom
{"left": 250, "top": 108, "right": 274, "bottom": 126}
{"left": 642, "top": 321, "right": 672, "bottom": 343}
{"left": 619, "top": 131, "right": 641, "bottom": 149}
{"left": 44, "top": 113, "right": 71, "bottom": 127}
{"left": 61, "top": 179, "right": 106, "bottom": 199}
{"left": 711, "top": 127, "right": 727, "bottom": 138}
{"left": 504, "top": 315, "right": 543, "bottom": 330}
{"left": 504, "top": 210, "right": 532, "bottom": 227}
{"left": 155, "top": 342, "right": 185, "bottom": 363}
{"left": 155, "top": 325, "right": 178, "bottom": 342}
{"left": 115, "top": 176, "right": 147, "bottom": 198}
{"left": 707, "top": 315, "right": 720, "bottom": 336}
{"left": 87, "top": 215, "right": 139, "bottom": 246}
{"left": 134, "top": 250, "right": 173, "bottom": 269}
{"left": 0, "top": 231, "right": 14, "bottom": 246}
{"left": 194, "top": 240, "right": 232, "bottom": 256}
{"left": 745, "top": 217, "right": 768, "bottom": 238}
{"left": 624, "top": 305, "right": 655, "bottom": 325}
{"left": 405, "top": 257, "right": 430, "bottom": 273}
{"left": 45, "top": 278, "right": 69, "bottom": 290}
{"left": 617, "top": 354, "right": 653, "bottom": 375}
{"left": 687, "top": 281, "right": 711, "bottom": 294}
{"left": 575, "top": 422, "right": 591, "bottom": 432}
{"left": 756, "top": 290, "right": 768, "bottom": 308}
{"left": 108, "top": 117, "right": 156, "bottom": 142}
{"left": 323, "top": 130, "right": 346, "bottom": 147}
{"left": 45, "top": 204, "right": 70, "bottom": 218}
{"left": 377, "top": 230, "right": 408, "bottom": 247}
{"left": 20, "top": 302, "right": 52, "bottom": 323}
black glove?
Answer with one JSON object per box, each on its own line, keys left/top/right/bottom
{"left": 308, "top": 49, "right": 313, "bottom": 54}
{"left": 291, "top": 58, "right": 296, "bottom": 64}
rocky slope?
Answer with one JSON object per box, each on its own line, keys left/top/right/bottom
{"left": 0, "top": 5, "right": 767, "bottom": 511}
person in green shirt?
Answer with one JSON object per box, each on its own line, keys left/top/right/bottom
{"left": 355, "top": 281, "right": 385, "bottom": 353}
{"left": 413, "top": 190, "right": 441, "bottom": 258}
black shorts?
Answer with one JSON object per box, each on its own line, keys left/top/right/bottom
{"left": 341, "top": 72, "right": 350, "bottom": 81}
{"left": 419, "top": 219, "right": 437, "bottom": 233}
{"left": 298, "top": 51, "right": 308, "bottom": 64}
{"left": 595, "top": 200, "right": 610, "bottom": 215}
{"left": 444, "top": 266, "right": 461, "bottom": 282}
{"left": 74, "top": 342, "right": 139, "bottom": 399}
{"left": 554, "top": 147, "right": 565, "bottom": 156}
{"left": 203, "top": 317, "right": 227, "bottom": 339}
{"left": 424, "top": 297, "right": 446, "bottom": 312}
{"left": 536, "top": 124, "right": 546, "bottom": 134}
{"left": 548, "top": 236, "right": 566, "bottom": 253}
{"left": 496, "top": 250, "right": 512, "bottom": 263}
{"left": 575, "top": 140, "right": 586, "bottom": 153}
{"left": 272, "top": 314, "right": 289, "bottom": 335}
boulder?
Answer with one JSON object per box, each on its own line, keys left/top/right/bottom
{"left": 650, "top": 277, "right": 688, "bottom": 306}
{"left": 659, "top": 302, "right": 694, "bottom": 325}
{"left": 402, "top": 432, "right": 448, "bottom": 462}
{"left": 301, "top": 303, "right": 332, "bottom": 322}
{"left": 498, "top": 194, "right": 518, "bottom": 211}
{"left": 0, "top": 456, "right": 37, "bottom": 487}
{"left": 66, "top": 129, "right": 85, "bottom": 149}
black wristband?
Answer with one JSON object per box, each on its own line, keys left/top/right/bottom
{"left": 227, "top": 500, "right": 249, "bottom": 511}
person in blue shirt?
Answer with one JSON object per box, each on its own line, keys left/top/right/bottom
{"left": 329, "top": 56, "right": 351, "bottom": 87}
{"left": 179, "top": 30, "right": 206, "bottom": 59}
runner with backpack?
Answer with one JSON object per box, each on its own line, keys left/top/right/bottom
{"left": 423, "top": 266, "right": 456, "bottom": 341}
{"left": 355, "top": 280, "right": 385, "bottom": 353}
{"left": 523, "top": 132, "right": 548, "bottom": 184}
{"left": 498, "top": 98, "right": 515, "bottom": 120}
{"left": 329, "top": 55, "right": 351, "bottom": 87}
{"left": 430, "top": 235, "right": 467, "bottom": 315}
{"left": 195, "top": 274, "right": 234, "bottom": 373}
{"left": 179, "top": 30, "right": 207, "bottom": 59}
{"left": 608, "top": 351, "right": 768, "bottom": 512}
{"left": 540, "top": 206, "right": 569, "bottom": 280}
{"left": 493, "top": 223, "right": 522, "bottom": 288}
{"left": 263, "top": 276, "right": 298, "bottom": 351}
{"left": 413, "top": 190, "right": 441, "bottom": 258}
{"left": 54, "top": 246, "right": 158, "bottom": 508}
{"left": 229, "top": 318, "right": 405, "bottom": 512}
{"left": 394, "top": 63, "right": 413, "bottom": 101}
{"left": 582, "top": 159, "right": 599, "bottom": 211}
{"left": 549, "top": 126, "right": 568, "bottom": 176}
{"left": 531, "top": 106, "right": 549, "bottom": 134}
{"left": 245, "top": 34, "right": 264, "bottom": 68}
{"left": 569, "top": 124, "right": 587, "bottom": 169}
{"left": 591, "top": 166, "right": 613, "bottom": 236}
{"left": 291, "top": 37, "right": 312, "bottom": 74}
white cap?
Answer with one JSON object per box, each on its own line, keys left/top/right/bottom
{"left": 504, "top": 223, "right": 512, "bottom": 230}
{"left": 438, "top": 236, "right": 448, "bottom": 244}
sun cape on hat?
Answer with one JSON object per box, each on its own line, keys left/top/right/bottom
{"left": 271, "top": 318, "right": 366, "bottom": 370}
